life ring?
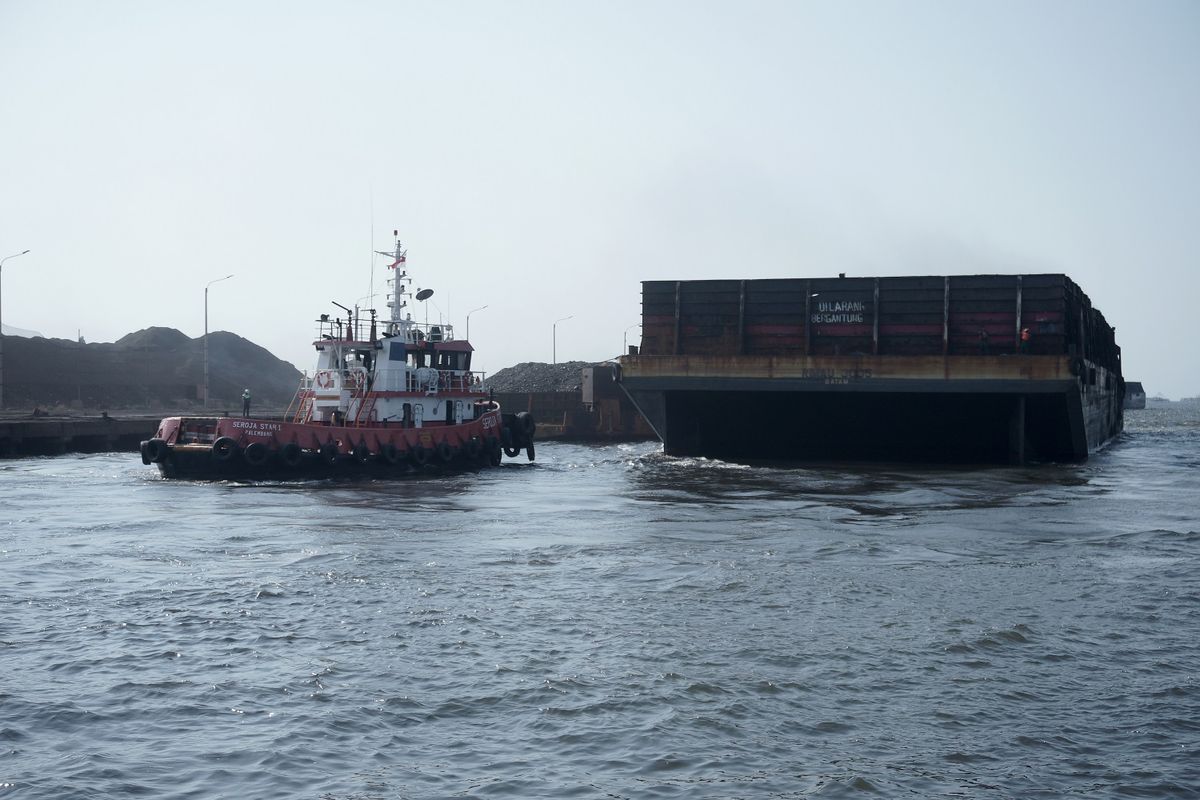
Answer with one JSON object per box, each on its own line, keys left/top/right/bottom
{"left": 465, "top": 436, "right": 482, "bottom": 458}
{"left": 280, "top": 442, "right": 303, "bottom": 467}
{"left": 212, "top": 437, "right": 239, "bottom": 462}
{"left": 244, "top": 441, "right": 270, "bottom": 467}
{"left": 436, "top": 441, "right": 454, "bottom": 463}
{"left": 314, "top": 370, "right": 335, "bottom": 390}
{"left": 380, "top": 442, "right": 401, "bottom": 465}
{"left": 144, "top": 438, "right": 169, "bottom": 464}
{"left": 319, "top": 442, "right": 340, "bottom": 465}
{"left": 410, "top": 446, "right": 429, "bottom": 466}
{"left": 352, "top": 443, "right": 371, "bottom": 464}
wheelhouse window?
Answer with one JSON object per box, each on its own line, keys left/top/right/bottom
{"left": 433, "top": 351, "right": 470, "bottom": 370}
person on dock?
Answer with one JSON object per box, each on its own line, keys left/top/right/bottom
{"left": 242, "top": 388, "right": 251, "bottom": 418}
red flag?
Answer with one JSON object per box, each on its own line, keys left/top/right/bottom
{"left": 388, "top": 254, "right": 406, "bottom": 269}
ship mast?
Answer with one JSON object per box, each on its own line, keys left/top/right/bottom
{"left": 377, "top": 231, "right": 411, "bottom": 336}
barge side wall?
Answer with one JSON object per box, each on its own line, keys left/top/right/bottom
{"left": 624, "top": 274, "right": 1123, "bottom": 463}
{"left": 639, "top": 274, "right": 1119, "bottom": 372}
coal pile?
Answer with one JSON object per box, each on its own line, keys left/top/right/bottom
{"left": 486, "top": 361, "right": 595, "bottom": 393}
{"left": 3, "top": 328, "right": 302, "bottom": 411}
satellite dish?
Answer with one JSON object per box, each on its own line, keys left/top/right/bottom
{"left": 416, "top": 288, "right": 434, "bottom": 301}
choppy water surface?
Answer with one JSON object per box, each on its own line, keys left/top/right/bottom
{"left": 2, "top": 406, "right": 1198, "bottom": 798}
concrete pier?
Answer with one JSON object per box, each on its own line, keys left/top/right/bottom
{"left": 0, "top": 390, "right": 654, "bottom": 459}
{"left": 0, "top": 413, "right": 159, "bottom": 457}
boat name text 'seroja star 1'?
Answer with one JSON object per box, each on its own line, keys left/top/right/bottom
{"left": 141, "top": 234, "right": 535, "bottom": 479}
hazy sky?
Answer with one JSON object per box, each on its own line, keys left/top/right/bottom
{"left": 2, "top": 1, "right": 1197, "bottom": 397}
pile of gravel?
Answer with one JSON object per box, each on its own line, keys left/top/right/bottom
{"left": 486, "top": 361, "right": 596, "bottom": 393}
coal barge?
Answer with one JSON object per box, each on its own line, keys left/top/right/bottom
{"left": 615, "top": 274, "right": 1123, "bottom": 464}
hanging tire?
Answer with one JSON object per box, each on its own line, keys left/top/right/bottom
{"left": 410, "top": 446, "right": 429, "bottom": 466}
{"left": 319, "top": 442, "right": 340, "bottom": 465}
{"left": 503, "top": 445, "right": 522, "bottom": 458}
{"left": 243, "top": 441, "right": 270, "bottom": 467}
{"left": 526, "top": 442, "right": 536, "bottom": 462}
{"left": 143, "top": 438, "right": 169, "bottom": 464}
{"left": 380, "top": 442, "right": 401, "bottom": 465}
{"left": 212, "top": 437, "right": 239, "bottom": 463}
{"left": 517, "top": 411, "right": 536, "bottom": 438}
{"left": 279, "top": 442, "right": 303, "bottom": 467}
{"left": 436, "top": 441, "right": 454, "bottom": 463}
{"left": 352, "top": 443, "right": 371, "bottom": 464}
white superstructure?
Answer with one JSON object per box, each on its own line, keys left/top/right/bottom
{"left": 293, "top": 235, "right": 486, "bottom": 429}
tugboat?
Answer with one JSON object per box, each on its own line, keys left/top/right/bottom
{"left": 140, "top": 234, "right": 535, "bottom": 479}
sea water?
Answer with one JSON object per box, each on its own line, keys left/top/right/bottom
{"left": 1, "top": 406, "right": 1197, "bottom": 798}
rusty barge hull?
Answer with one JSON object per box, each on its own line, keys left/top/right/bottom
{"left": 617, "top": 274, "right": 1123, "bottom": 464}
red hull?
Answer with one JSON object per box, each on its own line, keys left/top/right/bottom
{"left": 140, "top": 405, "right": 535, "bottom": 479}
{"left": 155, "top": 408, "right": 501, "bottom": 455}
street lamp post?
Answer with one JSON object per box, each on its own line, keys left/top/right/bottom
{"left": 465, "top": 305, "right": 488, "bottom": 341}
{"left": 0, "top": 249, "right": 31, "bottom": 409}
{"left": 552, "top": 315, "right": 573, "bottom": 365}
{"left": 623, "top": 323, "right": 641, "bottom": 354}
{"left": 204, "top": 274, "right": 234, "bottom": 407}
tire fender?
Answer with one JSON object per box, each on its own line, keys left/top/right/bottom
{"left": 517, "top": 411, "right": 536, "bottom": 439}
{"left": 212, "top": 437, "right": 239, "bottom": 463}
{"left": 243, "top": 441, "right": 270, "bottom": 466}
{"left": 279, "top": 442, "right": 303, "bottom": 467}
{"left": 142, "top": 439, "right": 168, "bottom": 464}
